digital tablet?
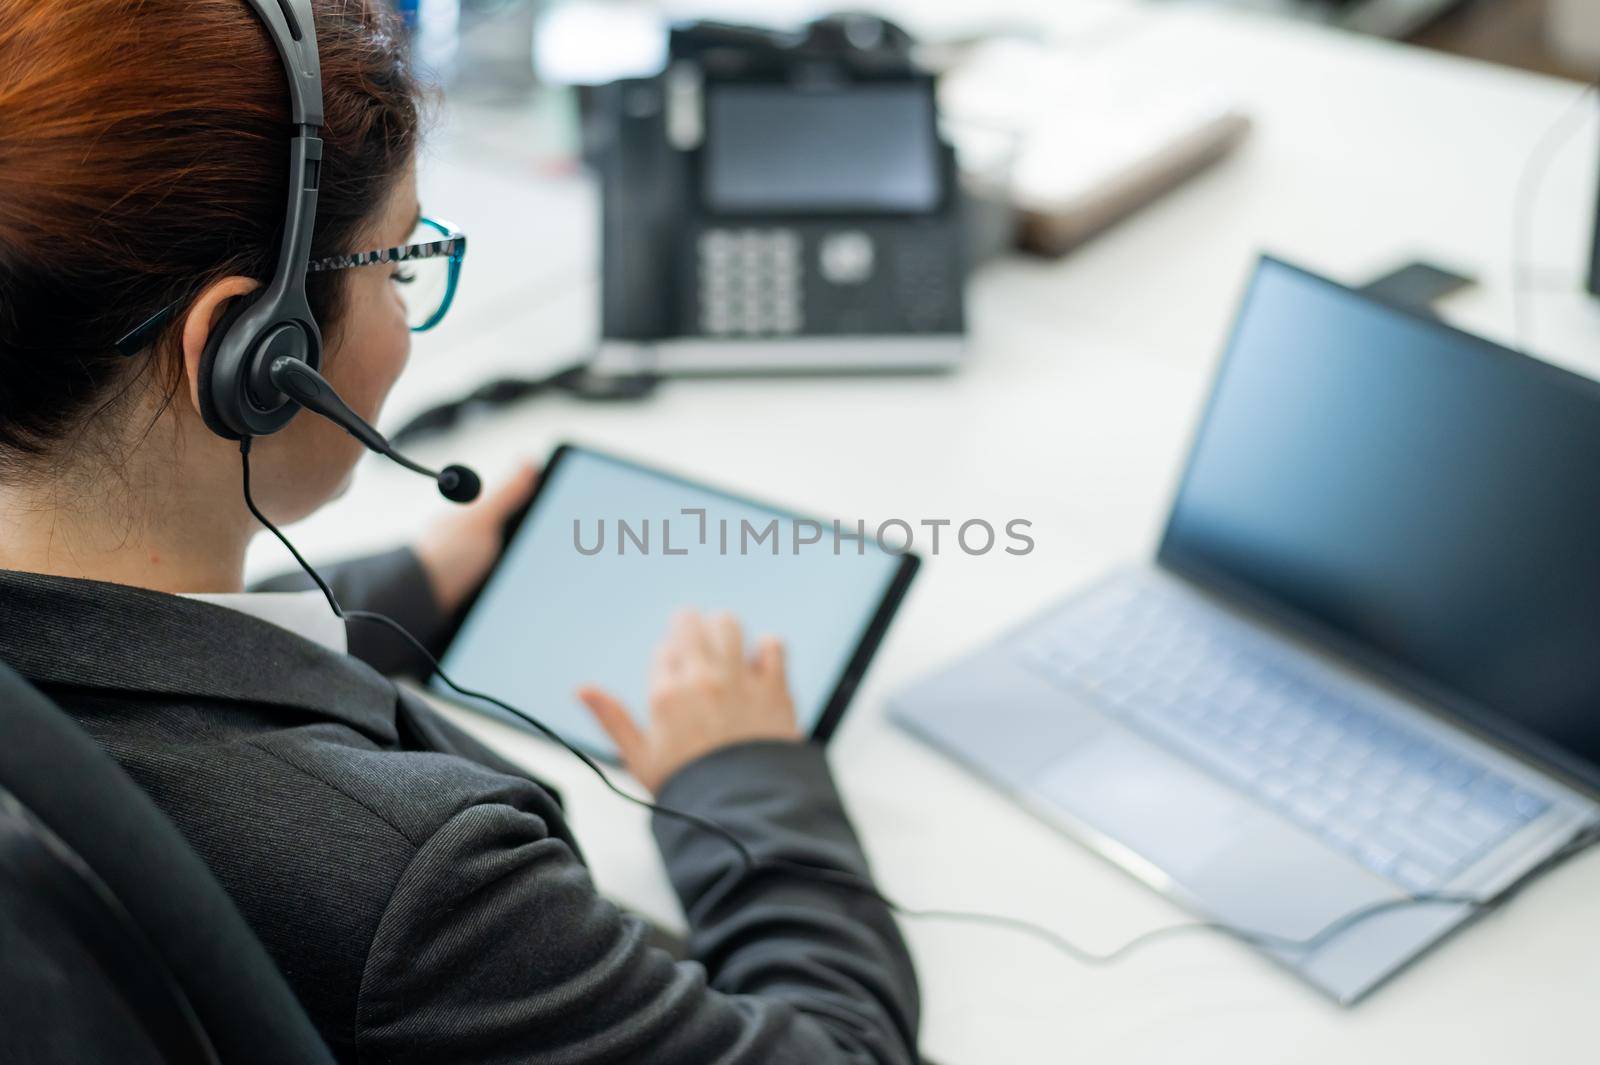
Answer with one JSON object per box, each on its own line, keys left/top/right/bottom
{"left": 433, "top": 443, "right": 920, "bottom": 759}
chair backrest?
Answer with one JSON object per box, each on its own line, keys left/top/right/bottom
{"left": 0, "top": 660, "right": 336, "bottom": 1065}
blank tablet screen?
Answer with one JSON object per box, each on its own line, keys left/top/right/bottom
{"left": 434, "top": 447, "right": 911, "bottom": 758}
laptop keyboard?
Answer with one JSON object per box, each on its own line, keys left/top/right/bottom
{"left": 1018, "top": 575, "right": 1549, "bottom": 893}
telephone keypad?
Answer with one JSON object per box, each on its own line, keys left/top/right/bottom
{"left": 698, "top": 227, "right": 805, "bottom": 336}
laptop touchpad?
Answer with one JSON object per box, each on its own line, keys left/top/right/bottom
{"left": 1031, "top": 729, "right": 1253, "bottom": 882}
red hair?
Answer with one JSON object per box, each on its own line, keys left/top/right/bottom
{"left": 0, "top": 0, "right": 419, "bottom": 472}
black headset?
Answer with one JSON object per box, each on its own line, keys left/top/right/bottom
{"left": 206, "top": 0, "right": 479, "bottom": 503}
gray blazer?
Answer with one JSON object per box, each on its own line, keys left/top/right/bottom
{"left": 0, "top": 558, "right": 919, "bottom": 1064}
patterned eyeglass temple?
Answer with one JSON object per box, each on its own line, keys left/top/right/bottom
{"left": 307, "top": 219, "right": 466, "bottom": 274}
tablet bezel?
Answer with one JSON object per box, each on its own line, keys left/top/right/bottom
{"left": 431, "top": 441, "right": 921, "bottom": 753}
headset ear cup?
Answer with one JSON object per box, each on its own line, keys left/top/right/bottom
{"left": 196, "top": 297, "right": 256, "bottom": 441}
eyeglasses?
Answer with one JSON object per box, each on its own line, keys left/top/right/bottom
{"left": 114, "top": 215, "right": 468, "bottom": 358}
{"left": 309, "top": 215, "right": 467, "bottom": 332}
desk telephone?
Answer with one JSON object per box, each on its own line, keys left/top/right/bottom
{"left": 583, "top": 15, "right": 968, "bottom": 375}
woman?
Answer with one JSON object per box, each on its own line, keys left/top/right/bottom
{"left": 0, "top": 2, "right": 919, "bottom": 1062}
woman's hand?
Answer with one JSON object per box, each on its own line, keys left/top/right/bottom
{"left": 578, "top": 610, "right": 801, "bottom": 794}
{"left": 411, "top": 462, "right": 539, "bottom": 615}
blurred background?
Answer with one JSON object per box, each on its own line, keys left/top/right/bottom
{"left": 1187, "top": 0, "right": 1594, "bottom": 78}
{"left": 350, "top": 0, "right": 1597, "bottom": 459}
{"left": 398, "top": 0, "right": 1596, "bottom": 91}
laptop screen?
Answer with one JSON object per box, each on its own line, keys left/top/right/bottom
{"left": 1160, "top": 257, "right": 1600, "bottom": 793}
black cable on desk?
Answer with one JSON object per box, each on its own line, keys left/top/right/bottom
{"left": 388, "top": 358, "right": 659, "bottom": 447}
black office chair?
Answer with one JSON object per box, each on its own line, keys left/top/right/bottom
{"left": 0, "top": 660, "right": 335, "bottom": 1065}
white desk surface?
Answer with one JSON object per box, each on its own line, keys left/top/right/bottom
{"left": 254, "top": 3, "right": 1600, "bottom": 1062}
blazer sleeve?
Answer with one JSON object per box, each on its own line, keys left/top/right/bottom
{"left": 353, "top": 741, "right": 920, "bottom": 1064}
{"left": 250, "top": 547, "right": 451, "bottom": 678}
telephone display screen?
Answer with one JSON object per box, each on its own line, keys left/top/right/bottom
{"left": 703, "top": 83, "right": 940, "bottom": 214}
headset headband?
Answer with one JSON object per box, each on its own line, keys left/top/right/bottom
{"left": 198, "top": 0, "right": 326, "bottom": 440}
{"left": 247, "top": 0, "right": 324, "bottom": 126}
{"left": 245, "top": 0, "right": 323, "bottom": 325}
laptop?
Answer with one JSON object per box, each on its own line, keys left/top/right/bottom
{"left": 890, "top": 256, "right": 1600, "bottom": 1004}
